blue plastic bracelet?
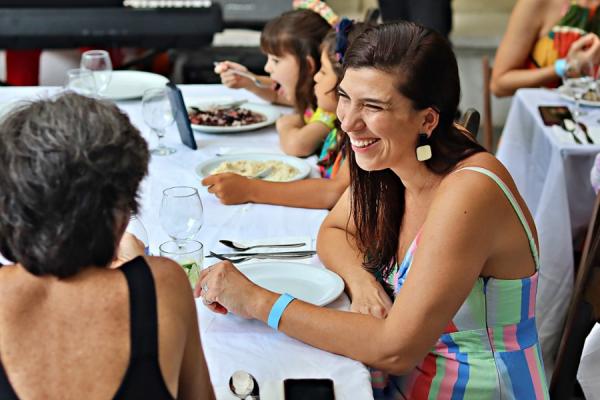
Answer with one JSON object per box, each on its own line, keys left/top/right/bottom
{"left": 267, "top": 293, "right": 295, "bottom": 330}
{"left": 555, "top": 58, "right": 568, "bottom": 78}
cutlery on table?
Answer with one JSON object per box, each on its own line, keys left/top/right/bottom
{"left": 214, "top": 61, "right": 271, "bottom": 89}
{"left": 209, "top": 251, "right": 314, "bottom": 263}
{"left": 208, "top": 250, "right": 316, "bottom": 258}
{"left": 219, "top": 239, "right": 306, "bottom": 252}
{"left": 576, "top": 121, "right": 595, "bottom": 144}
{"left": 229, "top": 370, "right": 260, "bottom": 399}
{"left": 561, "top": 119, "right": 583, "bottom": 144}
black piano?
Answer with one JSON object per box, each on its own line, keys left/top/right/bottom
{"left": 0, "top": 0, "right": 223, "bottom": 48}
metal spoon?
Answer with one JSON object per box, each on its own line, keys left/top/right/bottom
{"left": 219, "top": 240, "right": 306, "bottom": 252}
{"left": 229, "top": 370, "right": 259, "bottom": 399}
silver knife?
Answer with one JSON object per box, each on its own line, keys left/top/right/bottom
{"left": 207, "top": 250, "right": 316, "bottom": 258}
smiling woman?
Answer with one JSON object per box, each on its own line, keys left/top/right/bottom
{"left": 196, "top": 21, "right": 550, "bottom": 400}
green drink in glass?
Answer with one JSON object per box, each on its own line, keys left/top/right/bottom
{"left": 159, "top": 239, "right": 203, "bottom": 287}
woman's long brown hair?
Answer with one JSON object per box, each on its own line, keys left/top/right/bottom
{"left": 343, "top": 22, "right": 486, "bottom": 286}
{"left": 260, "top": 9, "right": 331, "bottom": 114}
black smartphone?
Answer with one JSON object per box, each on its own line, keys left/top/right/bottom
{"left": 166, "top": 81, "right": 197, "bottom": 150}
{"left": 538, "top": 105, "right": 573, "bottom": 127}
{"left": 284, "top": 378, "right": 335, "bottom": 400}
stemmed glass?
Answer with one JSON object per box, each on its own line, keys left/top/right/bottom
{"left": 80, "top": 50, "right": 112, "bottom": 97}
{"left": 64, "top": 68, "right": 96, "bottom": 96}
{"left": 159, "top": 186, "right": 204, "bottom": 244}
{"left": 563, "top": 59, "right": 595, "bottom": 119}
{"left": 142, "top": 87, "right": 176, "bottom": 156}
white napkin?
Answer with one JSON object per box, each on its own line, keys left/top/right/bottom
{"left": 215, "top": 236, "right": 314, "bottom": 264}
{"left": 213, "top": 381, "right": 283, "bottom": 400}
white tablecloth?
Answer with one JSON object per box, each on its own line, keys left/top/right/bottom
{"left": 0, "top": 85, "right": 373, "bottom": 400}
{"left": 496, "top": 88, "right": 600, "bottom": 375}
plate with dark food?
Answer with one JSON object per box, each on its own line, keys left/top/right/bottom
{"left": 558, "top": 83, "right": 600, "bottom": 107}
{"left": 186, "top": 99, "right": 280, "bottom": 133}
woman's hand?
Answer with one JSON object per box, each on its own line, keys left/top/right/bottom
{"left": 194, "top": 261, "right": 266, "bottom": 319}
{"left": 348, "top": 276, "right": 393, "bottom": 319}
{"left": 214, "top": 61, "right": 256, "bottom": 90}
{"left": 567, "top": 33, "right": 600, "bottom": 74}
{"left": 201, "top": 173, "right": 254, "bottom": 205}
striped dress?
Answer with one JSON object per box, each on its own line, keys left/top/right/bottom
{"left": 372, "top": 167, "right": 550, "bottom": 399}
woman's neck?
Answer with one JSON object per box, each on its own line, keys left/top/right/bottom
{"left": 392, "top": 159, "right": 442, "bottom": 196}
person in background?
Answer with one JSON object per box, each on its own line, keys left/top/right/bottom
{"left": 203, "top": 20, "right": 367, "bottom": 209}
{"left": 195, "top": 22, "right": 549, "bottom": 399}
{"left": 0, "top": 93, "right": 214, "bottom": 400}
{"left": 377, "top": 0, "right": 452, "bottom": 38}
{"left": 215, "top": 2, "right": 338, "bottom": 157}
{"left": 492, "top": 0, "right": 600, "bottom": 97}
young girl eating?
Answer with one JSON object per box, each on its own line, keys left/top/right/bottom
{"left": 215, "top": 2, "right": 338, "bottom": 157}
{"left": 203, "top": 20, "right": 365, "bottom": 210}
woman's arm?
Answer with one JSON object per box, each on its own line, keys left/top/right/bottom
{"left": 491, "top": 0, "right": 554, "bottom": 97}
{"left": 276, "top": 115, "right": 331, "bottom": 157}
{"left": 317, "top": 188, "right": 393, "bottom": 318}
{"left": 201, "top": 161, "right": 349, "bottom": 209}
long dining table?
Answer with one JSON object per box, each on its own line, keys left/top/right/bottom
{"left": 0, "top": 85, "right": 373, "bottom": 399}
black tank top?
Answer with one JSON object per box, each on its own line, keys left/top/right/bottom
{"left": 0, "top": 257, "right": 174, "bottom": 399}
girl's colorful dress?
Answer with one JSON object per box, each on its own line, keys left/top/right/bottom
{"left": 372, "top": 167, "right": 549, "bottom": 400}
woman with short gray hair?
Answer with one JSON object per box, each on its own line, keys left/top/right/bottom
{"left": 0, "top": 93, "right": 214, "bottom": 399}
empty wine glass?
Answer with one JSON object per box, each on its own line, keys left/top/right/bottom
{"left": 142, "top": 87, "right": 176, "bottom": 156}
{"left": 64, "top": 68, "right": 96, "bottom": 96}
{"left": 80, "top": 50, "right": 112, "bottom": 96}
{"left": 563, "top": 59, "right": 594, "bottom": 119}
{"left": 159, "top": 186, "right": 204, "bottom": 244}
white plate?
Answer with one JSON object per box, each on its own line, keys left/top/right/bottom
{"left": 236, "top": 261, "right": 344, "bottom": 306}
{"left": 195, "top": 153, "right": 311, "bottom": 182}
{"left": 186, "top": 99, "right": 279, "bottom": 133}
{"left": 103, "top": 71, "right": 169, "bottom": 101}
{"left": 557, "top": 85, "right": 600, "bottom": 107}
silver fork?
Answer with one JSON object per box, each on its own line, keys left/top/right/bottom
{"left": 209, "top": 251, "right": 312, "bottom": 263}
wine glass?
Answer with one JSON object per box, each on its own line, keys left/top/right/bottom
{"left": 563, "top": 59, "right": 594, "bottom": 119}
{"left": 64, "top": 68, "right": 96, "bottom": 96}
{"left": 80, "top": 50, "right": 112, "bottom": 96}
{"left": 142, "top": 87, "right": 176, "bottom": 156}
{"left": 159, "top": 186, "right": 204, "bottom": 244}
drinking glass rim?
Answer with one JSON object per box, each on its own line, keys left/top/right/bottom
{"left": 82, "top": 49, "right": 110, "bottom": 58}
{"left": 162, "top": 186, "right": 199, "bottom": 198}
{"left": 159, "top": 239, "right": 204, "bottom": 255}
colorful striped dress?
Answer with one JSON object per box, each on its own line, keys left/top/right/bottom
{"left": 372, "top": 167, "right": 549, "bottom": 399}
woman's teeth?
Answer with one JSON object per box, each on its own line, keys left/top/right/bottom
{"left": 350, "top": 138, "right": 379, "bottom": 148}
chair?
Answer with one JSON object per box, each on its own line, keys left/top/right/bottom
{"left": 550, "top": 192, "right": 600, "bottom": 399}
{"left": 459, "top": 108, "right": 480, "bottom": 141}
{"left": 482, "top": 55, "right": 494, "bottom": 152}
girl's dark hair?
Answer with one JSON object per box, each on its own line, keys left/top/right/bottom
{"left": 260, "top": 9, "right": 331, "bottom": 114}
{"left": 316, "top": 22, "right": 371, "bottom": 173}
{"left": 343, "top": 22, "right": 486, "bottom": 284}
{"left": 0, "top": 93, "right": 149, "bottom": 278}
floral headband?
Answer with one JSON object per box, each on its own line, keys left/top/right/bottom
{"left": 335, "top": 17, "right": 354, "bottom": 64}
{"left": 293, "top": 0, "right": 340, "bottom": 26}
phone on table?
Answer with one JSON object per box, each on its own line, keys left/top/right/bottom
{"left": 284, "top": 378, "right": 335, "bottom": 400}
{"left": 166, "top": 81, "right": 197, "bottom": 150}
{"left": 538, "top": 105, "right": 573, "bottom": 127}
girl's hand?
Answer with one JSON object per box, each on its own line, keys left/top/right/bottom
{"left": 214, "top": 61, "right": 255, "bottom": 90}
{"left": 201, "top": 173, "right": 253, "bottom": 205}
{"left": 349, "top": 277, "right": 393, "bottom": 319}
{"left": 567, "top": 33, "right": 600, "bottom": 72}
{"left": 194, "top": 261, "right": 266, "bottom": 319}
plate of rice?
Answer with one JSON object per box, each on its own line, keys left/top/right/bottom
{"left": 195, "top": 153, "right": 311, "bottom": 182}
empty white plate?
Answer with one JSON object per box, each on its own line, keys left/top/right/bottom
{"left": 103, "top": 70, "right": 169, "bottom": 101}
{"left": 236, "top": 261, "right": 344, "bottom": 306}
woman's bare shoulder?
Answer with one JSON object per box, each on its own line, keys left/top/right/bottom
{"left": 145, "top": 256, "right": 195, "bottom": 308}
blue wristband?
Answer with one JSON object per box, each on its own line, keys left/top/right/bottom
{"left": 267, "top": 293, "right": 295, "bottom": 330}
{"left": 555, "top": 58, "right": 568, "bottom": 78}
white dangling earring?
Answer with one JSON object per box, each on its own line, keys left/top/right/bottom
{"left": 416, "top": 133, "right": 432, "bottom": 162}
